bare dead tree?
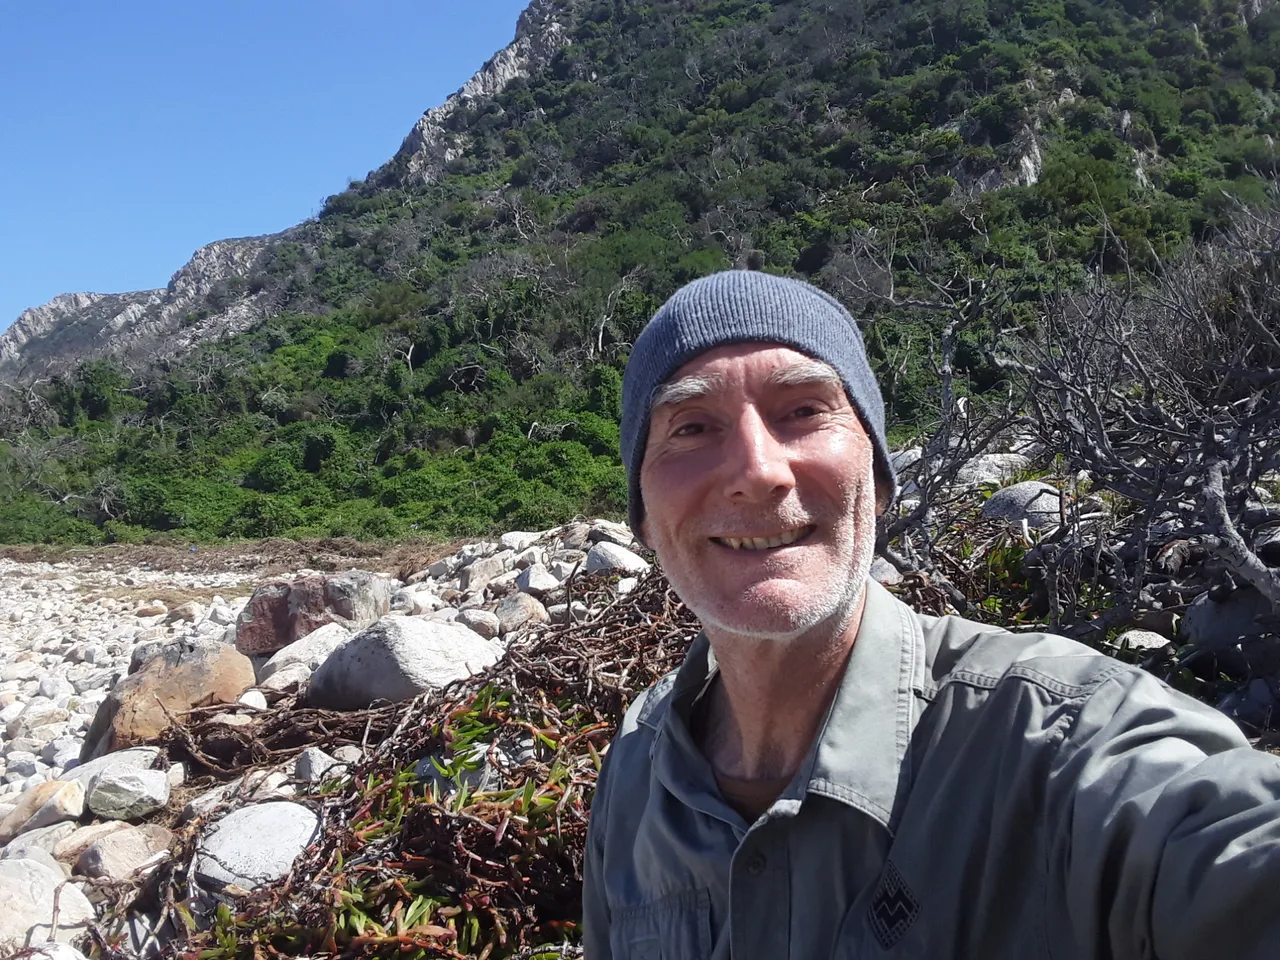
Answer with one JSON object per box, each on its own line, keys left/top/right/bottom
{"left": 820, "top": 202, "right": 1027, "bottom": 608}
{"left": 590, "top": 266, "right": 645, "bottom": 361}
{"left": 996, "top": 199, "right": 1280, "bottom": 643}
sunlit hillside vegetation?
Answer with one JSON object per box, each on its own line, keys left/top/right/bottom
{"left": 3, "top": 0, "right": 1278, "bottom": 544}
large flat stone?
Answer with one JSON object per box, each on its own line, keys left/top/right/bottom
{"left": 0, "top": 857, "right": 95, "bottom": 947}
{"left": 195, "top": 801, "right": 319, "bottom": 891}
{"left": 57, "top": 746, "right": 159, "bottom": 790}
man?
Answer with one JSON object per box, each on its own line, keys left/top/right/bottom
{"left": 582, "top": 269, "right": 1280, "bottom": 959}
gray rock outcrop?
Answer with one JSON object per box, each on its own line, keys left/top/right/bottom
{"left": 308, "top": 617, "right": 502, "bottom": 711}
{"left": 372, "top": 0, "right": 571, "bottom": 189}
{"left": 0, "top": 232, "right": 295, "bottom": 380}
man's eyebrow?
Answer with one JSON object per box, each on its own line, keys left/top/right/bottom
{"left": 650, "top": 360, "right": 841, "bottom": 410}
{"left": 650, "top": 373, "right": 724, "bottom": 409}
{"left": 765, "top": 358, "right": 841, "bottom": 389}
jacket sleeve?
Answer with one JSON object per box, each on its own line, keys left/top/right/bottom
{"left": 1045, "top": 667, "right": 1280, "bottom": 959}
{"left": 582, "top": 739, "right": 614, "bottom": 960}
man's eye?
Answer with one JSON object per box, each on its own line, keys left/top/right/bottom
{"left": 791, "top": 405, "right": 819, "bottom": 419}
{"left": 673, "top": 422, "right": 705, "bottom": 437}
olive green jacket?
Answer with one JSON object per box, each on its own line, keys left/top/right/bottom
{"left": 583, "top": 580, "right": 1280, "bottom": 959}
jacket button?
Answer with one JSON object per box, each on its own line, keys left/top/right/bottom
{"left": 745, "top": 853, "right": 767, "bottom": 876}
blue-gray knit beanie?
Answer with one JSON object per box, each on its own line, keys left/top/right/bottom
{"left": 621, "top": 270, "right": 896, "bottom": 536}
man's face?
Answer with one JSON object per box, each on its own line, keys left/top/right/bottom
{"left": 638, "top": 343, "right": 880, "bottom": 643}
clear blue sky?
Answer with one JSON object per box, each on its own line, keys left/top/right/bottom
{"left": 0, "top": 0, "right": 532, "bottom": 332}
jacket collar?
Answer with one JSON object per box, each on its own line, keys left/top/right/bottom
{"left": 647, "top": 580, "right": 925, "bottom": 834}
{"left": 802, "top": 578, "right": 924, "bottom": 830}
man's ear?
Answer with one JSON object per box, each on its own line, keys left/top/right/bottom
{"left": 875, "top": 486, "right": 892, "bottom": 517}
{"left": 635, "top": 514, "right": 651, "bottom": 549}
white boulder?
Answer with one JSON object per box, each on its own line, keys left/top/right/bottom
{"left": 259, "top": 622, "right": 350, "bottom": 681}
{"left": 585, "top": 542, "right": 650, "bottom": 576}
{"left": 308, "top": 617, "right": 502, "bottom": 711}
{"left": 0, "top": 857, "right": 95, "bottom": 946}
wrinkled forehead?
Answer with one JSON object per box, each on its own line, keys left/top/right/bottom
{"left": 649, "top": 343, "right": 843, "bottom": 412}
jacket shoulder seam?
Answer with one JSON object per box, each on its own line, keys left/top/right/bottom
{"left": 944, "top": 659, "right": 1131, "bottom": 701}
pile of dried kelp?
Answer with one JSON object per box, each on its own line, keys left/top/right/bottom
{"left": 91, "top": 571, "right": 700, "bottom": 960}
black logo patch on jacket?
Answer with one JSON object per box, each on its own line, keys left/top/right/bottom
{"left": 868, "top": 861, "right": 920, "bottom": 950}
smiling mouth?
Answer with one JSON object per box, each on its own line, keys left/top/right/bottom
{"left": 711, "top": 525, "right": 815, "bottom": 551}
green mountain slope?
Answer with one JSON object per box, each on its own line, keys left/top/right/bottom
{"left": 2, "top": 0, "right": 1278, "bottom": 545}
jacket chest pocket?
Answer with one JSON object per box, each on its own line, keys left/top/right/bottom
{"left": 610, "top": 889, "right": 713, "bottom": 960}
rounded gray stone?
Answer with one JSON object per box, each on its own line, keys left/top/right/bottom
{"left": 981, "top": 480, "right": 1062, "bottom": 529}
{"left": 195, "top": 801, "right": 319, "bottom": 891}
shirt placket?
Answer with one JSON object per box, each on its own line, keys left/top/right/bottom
{"left": 730, "top": 820, "right": 791, "bottom": 960}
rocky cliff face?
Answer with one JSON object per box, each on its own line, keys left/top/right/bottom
{"left": 0, "top": 233, "right": 297, "bottom": 379}
{"left": 0, "top": 0, "right": 572, "bottom": 380}
{"left": 373, "top": 0, "right": 574, "bottom": 188}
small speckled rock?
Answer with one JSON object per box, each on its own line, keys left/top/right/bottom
{"left": 1116, "top": 629, "right": 1171, "bottom": 652}
{"left": 457, "top": 608, "right": 500, "bottom": 640}
{"left": 495, "top": 592, "right": 550, "bottom": 635}
{"left": 87, "top": 768, "right": 170, "bottom": 820}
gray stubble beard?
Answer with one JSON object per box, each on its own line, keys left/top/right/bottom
{"left": 687, "top": 454, "right": 880, "bottom": 647}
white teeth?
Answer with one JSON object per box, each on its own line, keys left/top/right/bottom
{"left": 719, "top": 527, "right": 808, "bottom": 550}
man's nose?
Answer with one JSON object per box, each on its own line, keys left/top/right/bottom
{"left": 721, "top": 407, "right": 795, "bottom": 503}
